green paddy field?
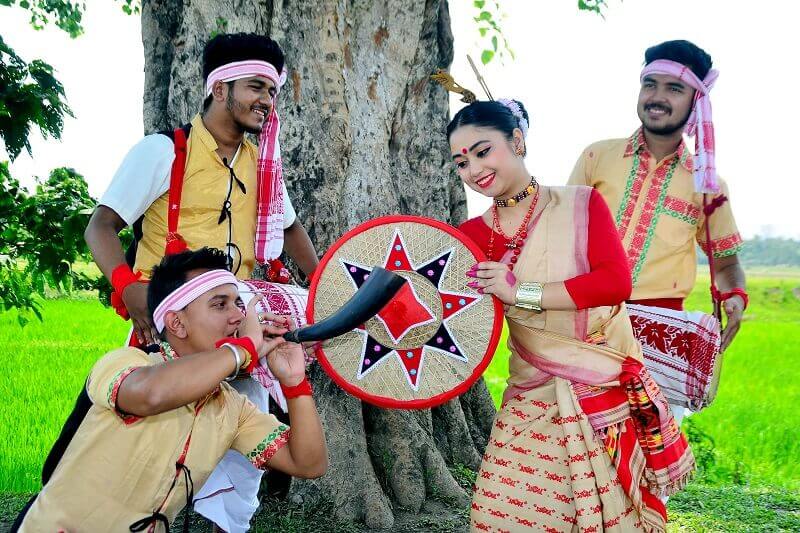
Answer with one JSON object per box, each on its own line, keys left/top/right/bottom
{"left": 1, "top": 270, "right": 798, "bottom": 531}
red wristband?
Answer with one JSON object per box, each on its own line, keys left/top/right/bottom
{"left": 111, "top": 264, "right": 142, "bottom": 295}
{"left": 723, "top": 288, "right": 748, "bottom": 310}
{"left": 281, "top": 377, "right": 313, "bottom": 399}
{"left": 215, "top": 337, "right": 258, "bottom": 373}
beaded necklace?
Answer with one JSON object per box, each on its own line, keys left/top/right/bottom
{"left": 488, "top": 184, "right": 540, "bottom": 271}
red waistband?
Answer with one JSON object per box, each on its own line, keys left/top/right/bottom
{"left": 627, "top": 298, "right": 684, "bottom": 311}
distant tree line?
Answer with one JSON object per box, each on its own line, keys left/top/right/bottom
{"left": 698, "top": 237, "right": 800, "bottom": 267}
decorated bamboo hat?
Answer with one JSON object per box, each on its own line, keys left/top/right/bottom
{"left": 308, "top": 215, "right": 503, "bottom": 409}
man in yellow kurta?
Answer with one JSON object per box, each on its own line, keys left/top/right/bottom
{"left": 568, "top": 40, "right": 747, "bottom": 419}
{"left": 17, "top": 248, "right": 327, "bottom": 532}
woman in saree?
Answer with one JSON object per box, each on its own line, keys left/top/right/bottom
{"left": 450, "top": 99, "right": 694, "bottom": 532}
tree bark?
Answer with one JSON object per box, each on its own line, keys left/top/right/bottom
{"left": 141, "top": 0, "right": 494, "bottom": 528}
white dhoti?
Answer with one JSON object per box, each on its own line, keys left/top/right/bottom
{"left": 193, "top": 280, "right": 310, "bottom": 531}
{"left": 193, "top": 378, "right": 271, "bottom": 533}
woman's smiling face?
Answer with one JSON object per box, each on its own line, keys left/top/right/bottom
{"left": 450, "top": 125, "right": 522, "bottom": 199}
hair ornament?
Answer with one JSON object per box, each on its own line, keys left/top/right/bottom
{"left": 496, "top": 98, "right": 528, "bottom": 138}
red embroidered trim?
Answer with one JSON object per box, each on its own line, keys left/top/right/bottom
{"left": 108, "top": 366, "right": 142, "bottom": 425}
{"left": 617, "top": 151, "right": 650, "bottom": 240}
{"left": 625, "top": 158, "right": 671, "bottom": 273}
{"left": 249, "top": 427, "right": 291, "bottom": 469}
{"left": 663, "top": 195, "right": 701, "bottom": 221}
{"left": 700, "top": 232, "right": 743, "bottom": 258}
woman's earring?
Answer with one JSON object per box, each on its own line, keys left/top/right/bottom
{"left": 516, "top": 145, "right": 524, "bottom": 157}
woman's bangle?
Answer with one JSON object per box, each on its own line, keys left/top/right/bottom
{"left": 515, "top": 282, "right": 544, "bottom": 312}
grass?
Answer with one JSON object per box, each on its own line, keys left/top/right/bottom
{"left": 0, "top": 295, "right": 129, "bottom": 493}
{"left": 0, "top": 272, "right": 798, "bottom": 530}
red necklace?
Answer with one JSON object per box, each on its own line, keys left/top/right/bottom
{"left": 488, "top": 185, "right": 540, "bottom": 271}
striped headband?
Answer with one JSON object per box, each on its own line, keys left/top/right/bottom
{"left": 153, "top": 269, "right": 239, "bottom": 333}
{"left": 205, "top": 60, "right": 288, "bottom": 97}
{"left": 640, "top": 59, "right": 720, "bottom": 193}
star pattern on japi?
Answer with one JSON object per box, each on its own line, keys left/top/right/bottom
{"left": 341, "top": 230, "right": 479, "bottom": 390}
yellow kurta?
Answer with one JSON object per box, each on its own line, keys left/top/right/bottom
{"left": 568, "top": 129, "right": 742, "bottom": 300}
{"left": 134, "top": 114, "right": 259, "bottom": 279}
{"left": 20, "top": 347, "right": 289, "bottom": 532}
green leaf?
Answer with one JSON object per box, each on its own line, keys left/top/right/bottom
{"left": 478, "top": 27, "right": 488, "bottom": 37}
{"left": 478, "top": 10, "right": 492, "bottom": 21}
{"left": 491, "top": 35, "right": 498, "bottom": 52}
{"left": 481, "top": 49, "right": 494, "bottom": 65}
{"left": 473, "top": 0, "right": 485, "bottom": 8}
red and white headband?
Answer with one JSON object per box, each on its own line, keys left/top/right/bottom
{"left": 204, "top": 59, "right": 288, "bottom": 97}
{"left": 153, "top": 269, "right": 239, "bottom": 333}
{"left": 640, "top": 59, "right": 720, "bottom": 193}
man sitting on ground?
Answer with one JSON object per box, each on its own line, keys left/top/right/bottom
{"left": 17, "top": 247, "right": 328, "bottom": 532}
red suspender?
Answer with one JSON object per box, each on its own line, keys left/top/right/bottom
{"left": 164, "top": 127, "right": 189, "bottom": 255}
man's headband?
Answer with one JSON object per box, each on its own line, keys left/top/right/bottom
{"left": 205, "top": 60, "right": 288, "bottom": 97}
{"left": 153, "top": 269, "right": 239, "bottom": 333}
{"left": 640, "top": 59, "right": 720, "bottom": 193}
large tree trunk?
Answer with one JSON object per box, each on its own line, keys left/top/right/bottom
{"left": 141, "top": 0, "right": 495, "bottom": 528}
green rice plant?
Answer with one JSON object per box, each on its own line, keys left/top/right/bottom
{"left": 0, "top": 274, "right": 797, "bottom": 496}
{"left": 0, "top": 296, "right": 129, "bottom": 492}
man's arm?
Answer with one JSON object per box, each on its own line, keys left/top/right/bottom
{"left": 116, "top": 301, "right": 288, "bottom": 417}
{"left": 713, "top": 254, "right": 746, "bottom": 352}
{"left": 86, "top": 134, "right": 175, "bottom": 344}
{"left": 85, "top": 207, "right": 157, "bottom": 345}
{"left": 115, "top": 345, "right": 242, "bottom": 416}
{"left": 283, "top": 219, "right": 319, "bottom": 278}
{"left": 251, "top": 341, "right": 327, "bottom": 478}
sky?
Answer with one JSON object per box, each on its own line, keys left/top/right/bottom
{"left": 2, "top": 0, "right": 799, "bottom": 239}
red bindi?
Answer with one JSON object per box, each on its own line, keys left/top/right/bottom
{"left": 461, "top": 148, "right": 468, "bottom": 154}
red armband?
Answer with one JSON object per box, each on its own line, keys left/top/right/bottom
{"left": 109, "top": 264, "right": 143, "bottom": 320}
{"left": 215, "top": 337, "right": 258, "bottom": 373}
{"left": 281, "top": 377, "right": 313, "bottom": 399}
{"left": 111, "top": 264, "right": 142, "bottom": 295}
{"left": 723, "top": 288, "right": 748, "bottom": 310}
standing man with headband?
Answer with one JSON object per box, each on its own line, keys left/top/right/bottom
{"left": 59, "top": 33, "right": 318, "bottom": 532}
{"left": 16, "top": 247, "right": 327, "bottom": 532}
{"left": 86, "top": 32, "right": 318, "bottom": 347}
{"left": 568, "top": 40, "right": 747, "bottom": 423}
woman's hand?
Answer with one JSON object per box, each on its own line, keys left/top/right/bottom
{"left": 467, "top": 261, "right": 519, "bottom": 306}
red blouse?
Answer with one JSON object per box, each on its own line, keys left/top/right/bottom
{"left": 458, "top": 188, "right": 632, "bottom": 310}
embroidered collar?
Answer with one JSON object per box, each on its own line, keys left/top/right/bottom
{"left": 159, "top": 341, "right": 180, "bottom": 362}
{"left": 624, "top": 128, "right": 694, "bottom": 172}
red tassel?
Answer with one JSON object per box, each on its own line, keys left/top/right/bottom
{"left": 266, "top": 258, "right": 291, "bottom": 284}
{"left": 165, "top": 232, "right": 189, "bottom": 255}
{"left": 702, "top": 194, "right": 728, "bottom": 216}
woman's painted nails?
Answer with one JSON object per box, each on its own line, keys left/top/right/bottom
{"left": 467, "top": 281, "right": 479, "bottom": 288}
{"left": 466, "top": 270, "right": 477, "bottom": 278}
{"left": 477, "top": 288, "right": 485, "bottom": 294}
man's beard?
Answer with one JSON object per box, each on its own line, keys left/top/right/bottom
{"left": 227, "top": 93, "right": 263, "bottom": 135}
{"left": 641, "top": 104, "right": 692, "bottom": 136}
